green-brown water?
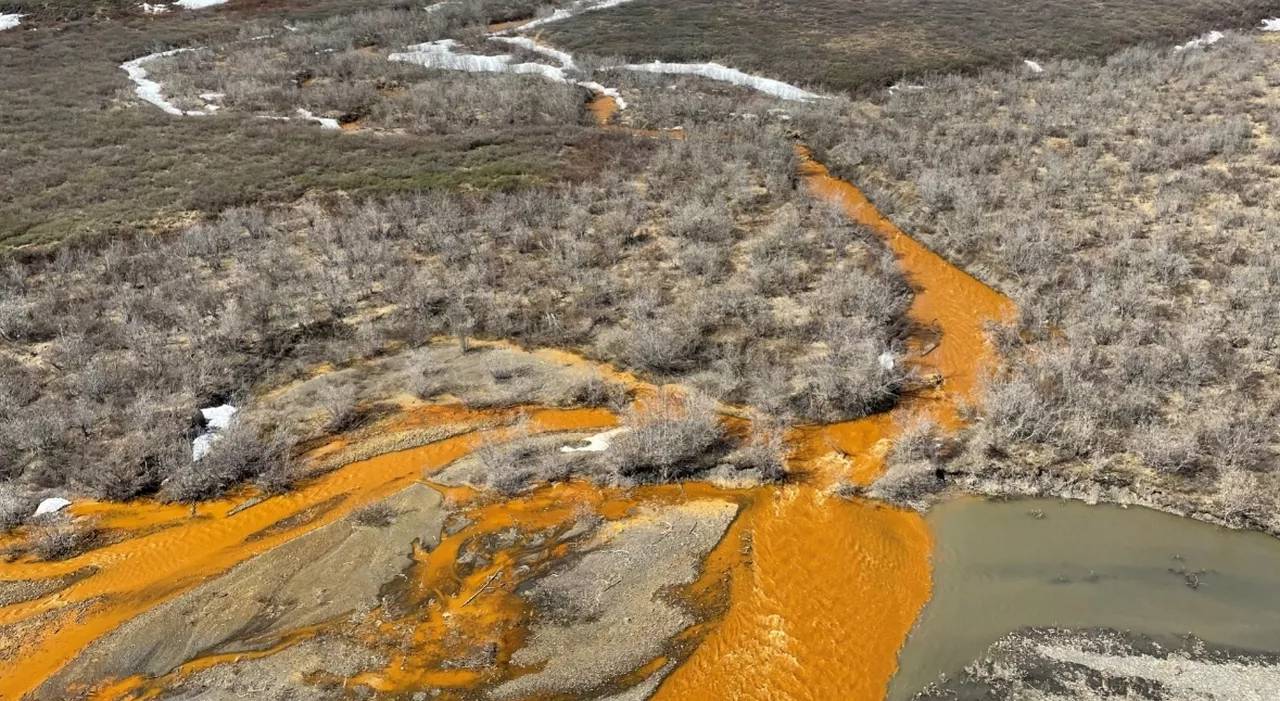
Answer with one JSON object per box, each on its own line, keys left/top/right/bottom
{"left": 890, "top": 497, "right": 1280, "bottom": 700}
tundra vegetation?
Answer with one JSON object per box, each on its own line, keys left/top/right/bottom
{"left": 819, "top": 35, "right": 1280, "bottom": 531}
{"left": 541, "top": 0, "right": 1280, "bottom": 92}
{"left": 0, "top": 0, "right": 604, "bottom": 249}
{"left": 0, "top": 119, "right": 911, "bottom": 529}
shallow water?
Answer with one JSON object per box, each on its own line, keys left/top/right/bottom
{"left": 889, "top": 497, "right": 1280, "bottom": 700}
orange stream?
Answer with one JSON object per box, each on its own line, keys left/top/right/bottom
{"left": 0, "top": 407, "right": 614, "bottom": 701}
{"left": 0, "top": 148, "right": 1012, "bottom": 701}
{"left": 647, "top": 150, "right": 1014, "bottom": 701}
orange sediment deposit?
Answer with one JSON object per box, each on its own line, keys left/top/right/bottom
{"left": 588, "top": 94, "right": 618, "bottom": 125}
{"left": 487, "top": 17, "right": 533, "bottom": 32}
{"left": 349, "top": 480, "right": 744, "bottom": 696}
{"left": 0, "top": 406, "right": 614, "bottom": 701}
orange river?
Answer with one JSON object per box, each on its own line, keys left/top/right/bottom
{"left": 0, "top": 148, "right": 1011, "bottom": 701}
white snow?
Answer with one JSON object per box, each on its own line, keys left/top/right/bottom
{"left": 194, "top": 404, "right": 238, "bottom": 460}
{"left": 1263, "top": 18, "right": 1280, "bottom": 32}
{"left": 560, "top": 428, "right": 628, "bottom": 453}
{"left": 0, "top": 13, "right": 22, "bottom": 31}
{"left": 490, "top": 36, "right": 575, "bottom": 67}
{"left": 1023, "top": 59, "right": 1044, "bottom": 73}
{"left": 33, "top": 498, "right": 71, "bottom": 517}
{"left": 1175, "top": 30, "right": 1224, "bottom": 51}
{"left": 122, "top": 49, "right": 220, "bottom": 116}
{"left": 198, "top": 91, "right": 225, "bottom": 101}
{"left": 175, "top": 0, "right": 228, "bottom": 8}
{"left": 424, "top": 1, "right": 456, "bottom": 12}
{"left": 512, "top": 0, "right": 636, "bottom": 32}
{"left": 612, "top": 61, "right": 823, "bottom": 101}
{"left": 140, "top": 3, "right": 171, "bottom": 13}
{"left": 296, "top": 108, "right": 341, "bottom": 129}
{"left": 877, "top": 351, "right": 897, "bottom": 371}
{"left": 202, "top": 404, "right": 238, "bottom": 430}
{"left": 389, "top": 38, "right": 626, "bottom": 109}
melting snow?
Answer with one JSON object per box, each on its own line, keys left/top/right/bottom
{"left": 1024, "top": 59, "right": 1044, "bottom": 73}
{"left": 140, "top": 3, "right": 171, "bottom": 13}
{"left": 296, "top": 108, "right": 341, "bottom": 129}
{"left": 560, "top": 428, "right": 628, "bottom": 453}
{"left": 1175, "top": 30, "right": 1224, "bottom": 51}
{"left": 613, "top": 61, "right": 823, "bottom": 101}
{"left": 194, "top": 404, "right": 238, "bottom": 460}
{"left": 0, "top": 13, "right": 22, "bottom": 30}
{"left": 490, "top": 36, "right": 575, "bottom": 67}
{"left": 513, "top": 0, "right": 636, "bottom": 31}
{"left": 1263, "top": 18, "right": 1280, "bottom": 32}
{"left": 121, "top": 49, "right": 220, "bottom": 116}
{"left": 175, "top": 0, "right": 228, "bottom": 8}
{"left": 33, "top": 498, "right": 71, "bottom": 517}
{"left": 389, "top": 39, "right": 626, "bottom": 108}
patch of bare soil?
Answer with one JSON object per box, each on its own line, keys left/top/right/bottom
{"left": 492, "top": 499, "right": 739, "bottom": 699}
{"left": 36, "top": 483, "right": 447, "bottom": 699}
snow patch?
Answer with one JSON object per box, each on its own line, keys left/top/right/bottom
{"left": 0, "top": 13, "right": 22, "bottom": 31}
{"left": 512, "top": 0, "right": 636, "bottom": 32}
{"left": 490, "top": 35, "right": 575, "bottom": 67}
{"left": 1023, "top": 59, "right": 1044, "bottom": 73}
{"left": 139, "top": 3, "right": 171, "bottom": 13}
{"left": 121, "top": 49, "right": 219, "bottom": 116}
{"left": 389, "top": 39, "right": 626, "bottom": 109}
{"left": 612, "top": 61, "right": 823, "bottom": 101}
{"left": 1263, "top": 18, "right": 1280, "bottom": 32}
{"left": 175, "top": 0, "right": 228, "bottom": 8}
{"left": 1175, "top": 30, "right": 1224, "bottom": 51}
{"left": 560, "top": 428, "right": 628, "bottom": 453}
{"left": 878, "top": 351, "right": 897, "bottom": 372}
{"left": 296, "top": 108, "right": 341, "bottom": 129}
{"left": 33, "top": 498, "right": 71, "bottom": 517}
{"left": 194, "top": 404, "right": 238, "bottom": 460}
{"left": 424, "top": 1, "right": 456, "bottom": 12}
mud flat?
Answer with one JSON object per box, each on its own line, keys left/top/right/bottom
{"left": 914, "top": 627, "right": 1280, "bottom": 701}
{"left": 36, "top": 483, "right": 448, "bottom": 699}
{"left": 890, "top": 498, "right": 1280, "bottom": 700}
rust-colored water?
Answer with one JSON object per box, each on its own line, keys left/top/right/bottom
{"left": 0, "top": 148, "right": 1012, "bottom": 701}
{"left": 647, "top": 150, "right": 1013, "bottom": 701}
{"left": 0, "top": 407, "right": 614, "bottom": 701}
{"left": 796, "top": 148, "right": 1014, "bottom": 427}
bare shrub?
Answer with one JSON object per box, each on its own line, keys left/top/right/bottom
{"left": 162, "top": 425, "right": 293, "bottom": 504}
{"left": 606, "top": 390, "right": 725, "bottom": 481}
{"left": 30, "top": 517, "right": 102, "bottom": 562}
{"left": 724, "top": 425, "right": 789, "bottom": 482}
{"left": 352, "top": 502, "right": 398, "bottom": 528}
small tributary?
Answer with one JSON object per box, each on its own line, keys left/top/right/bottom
{"left": 889, "top": 497, "right": 1280, "bottom": 700}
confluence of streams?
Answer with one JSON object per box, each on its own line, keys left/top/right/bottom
{"left": 0, "top": 139, "right": 1012, "bottom": 700}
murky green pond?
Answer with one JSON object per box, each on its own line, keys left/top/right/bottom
{"left": 889, "top": 497, "right": 1280, "bottom": 700}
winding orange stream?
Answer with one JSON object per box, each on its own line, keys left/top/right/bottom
{"left": 0, "top": 142, "right": 1011, "bottom": 701}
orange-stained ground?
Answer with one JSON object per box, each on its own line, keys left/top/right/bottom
{"left": 0, "top": 150, "right": 1013, "bottom": 701}
{"left": 0, "top": 407, "right": 615, "bottom": 701}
